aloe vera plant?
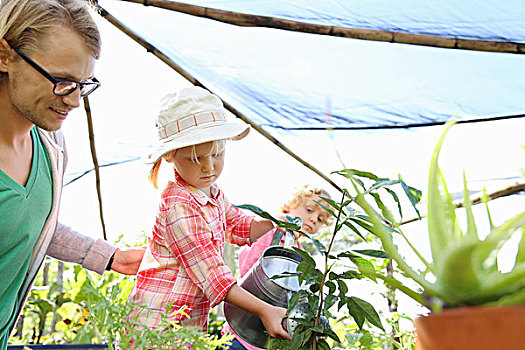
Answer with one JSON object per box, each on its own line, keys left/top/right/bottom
{"left": 352, "top": 121, "right": 525, "bottom": 309}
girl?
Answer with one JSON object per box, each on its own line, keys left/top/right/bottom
{"left": 223, "top": 185, "right": 334, "bottom": 349}
{"left": 128, "top": 86, "right": 290, "bottom": 341}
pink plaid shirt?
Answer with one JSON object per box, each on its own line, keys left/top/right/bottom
{"left": 128, "top": 171, "right": 253, "bottom": 331}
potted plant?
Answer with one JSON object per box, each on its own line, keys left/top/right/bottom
{"left": 349, "top": 121, "right": 525, "bottom": 349}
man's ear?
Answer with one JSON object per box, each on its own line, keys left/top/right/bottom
{"left": 0, "top": 39, "right": 11, "bottom": 73}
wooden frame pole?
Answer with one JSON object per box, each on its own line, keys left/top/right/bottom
{"left": 120, "top": 0, "right": 524, "bottom": 54}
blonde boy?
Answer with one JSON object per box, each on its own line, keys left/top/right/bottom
{"left": 223, "top": 185, "right": 333, "bottom": 350}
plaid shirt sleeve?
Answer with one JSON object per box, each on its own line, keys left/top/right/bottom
{"left": 165, "top": 201, "right": 237, "bottom": 307}
{"left": 223, "top": 196, "right": 253, "bottom": 246}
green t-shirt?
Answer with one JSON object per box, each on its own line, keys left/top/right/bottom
{"left": 0, "top": 127, "right": 52, "bottom": 347}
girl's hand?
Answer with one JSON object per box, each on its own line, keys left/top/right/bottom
{"left": 260, "top": 305, "right": 291, "bottom": 340}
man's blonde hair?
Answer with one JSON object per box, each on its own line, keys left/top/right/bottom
{"left": 279, "top": 184, "right": 334, "bottom": 227}
{"left": 0, "top": 0, "right": 101, "bottom": 81}
{"left": 148, "top": 140, "right": 225, "bottom": 189}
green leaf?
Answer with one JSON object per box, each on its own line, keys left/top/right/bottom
{"left": 350, "top": 256, "right": 377, "bottom": 281}
{"left": 370, "top": 192, "right": 395, "bottom": 224}
{"left": 323, "top": 328, "right": 341, "bottom": 342}
{"left": 369, "top": 179, "right": 399, "bottom": 192}
{"left": 384, "top": 187, "right": 403, "bottom": 219}
{"left": 314, "top": 198, "right": 338, "bottom": 218}
{"left": 291, "top": 247, "right": 316, "bottom": 267}
{"left": 358, "top": 330, "right": 373, "bottom": 346}
{"left": 316, "top": 338, "right": 332, "bottom": 350}
{"left": 324, "top": 294, "right": 338, "bottom": 312}
{"left": 287, "top": 291, "right": 301, "bottom": 314}
{"left": 235, "top": 204, "right": 301, "bottom": 231}
{"left": 353, "top": 249, "right": 390, "bottom": 259}
{"left": 338, "top": 280, "right": 348, "bottom": 296}
{"left": 399, "top": 174, "right": 422, "bottom": 219}
{"left": 347, "top": 296, "right": 384, "bottom": 331}
{"left": 311, "top": 238, "right": 327, "bottom": 255}
{"left": 342, "top": 221, "right": 367, "bottom": 241}
{"left": 325, "top": 281, "right": 336, "bottom": 295}
{"left": 345, "top": 169, "right": 379, "bottom": 181}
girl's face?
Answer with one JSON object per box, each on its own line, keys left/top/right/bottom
{"left": 164, "top": 141, "right": 225, "bottom": 193}
{"left": 286, "top": 196, "right": 327, "bottom": 235}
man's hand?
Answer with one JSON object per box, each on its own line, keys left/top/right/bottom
{"left": 111, "top": 247, "right": 146, "bottom": 275}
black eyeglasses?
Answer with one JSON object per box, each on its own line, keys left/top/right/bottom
{"left": 10, "top": 45, "right": 100, "bottom": 97}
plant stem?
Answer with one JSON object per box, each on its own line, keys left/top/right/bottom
{"left": 314, "top": 191, "right": 347, "bottom": 347}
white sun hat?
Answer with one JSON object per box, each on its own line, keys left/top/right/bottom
{"left": 143, "top": 86, "right": 250, "bottom": 164}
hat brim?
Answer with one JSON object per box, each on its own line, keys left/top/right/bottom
{"left": 142, "top": 123, "right": 250, "bottom": 164}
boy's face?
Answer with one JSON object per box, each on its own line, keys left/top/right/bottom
{"left": 165, "top": 141, "right": 225, "bottom": 192}
{"left": 287, "top": 196, "right": 327, "bottom": 235}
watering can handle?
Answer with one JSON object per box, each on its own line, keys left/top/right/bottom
{"left": 281, "top": 316, "right": 289, "bottom": 333}
{"left": 270, "top": 228, "right": 295, "bottom": 248}
{"left": 283, "top": 230, "right": 295, "bottom": 248}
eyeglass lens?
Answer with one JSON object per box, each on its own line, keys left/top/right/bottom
{"left": 54, "top": 81, "right": 98, "bottom": 97}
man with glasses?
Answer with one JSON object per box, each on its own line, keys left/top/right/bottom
{"left": 0, "top": 0, "right": 145, "bottom": 347}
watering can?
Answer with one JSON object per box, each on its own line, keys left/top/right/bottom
{"left": 224, "top": 230, "right": 305, "bottom": 348}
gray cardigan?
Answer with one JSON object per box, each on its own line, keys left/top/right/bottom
{"left": 12, "top": 128, "right": 116, "bottom": 332}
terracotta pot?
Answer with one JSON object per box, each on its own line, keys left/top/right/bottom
{"left": 414, "top": 306, "right": 525, "bottom": 350}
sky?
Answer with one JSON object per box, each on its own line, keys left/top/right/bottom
{"left": 56, "top": 9, "right": 525, "bottom": 323}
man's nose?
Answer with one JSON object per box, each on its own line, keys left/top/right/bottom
{"left": 61, "top": 87, "right": 82, "bottom": 108}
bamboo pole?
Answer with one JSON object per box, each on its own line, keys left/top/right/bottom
{"left": 119, "top": 0, "right": 524, "bottom": 54}
{"left": 83, "top": 96, "right": 108, "bottom": 240}
{"left": 97, "top": 6, "right": 343, "bottom": 194}
{"left": 400, "top": 178, "right": 525, "bottom": 225}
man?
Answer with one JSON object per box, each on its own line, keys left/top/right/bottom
{"left": 0, "top": 0, "right": 144, "bottom": 347}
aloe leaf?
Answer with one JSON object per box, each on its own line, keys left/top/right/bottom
{"left": 437, "top": 241, "right": 482, "bottom": 304}
{"left": 374, "top": 273, "right": 425, "bottom": 306}
{"left": 478, "top": 263, "right": 525, "bottom": 304}
{"left": 462, "top": 171, "right": 478, "bottom": 240}
{"left": 486, "top": 211, "right": 525, "bottom": 245}
{"left": 352, "top": 187, "right": 438, "bottom": 297}
{"left": 480, "top": 186, "right": 495, "bottom": 230}
{"left": 515, "top": 225, "right": 525, "bottom": 265}
{"left": 427, "top": 121, "right": 457, "bottom": 266}
{"left": 490, "top": 285, "right": 525, "bottom": 306}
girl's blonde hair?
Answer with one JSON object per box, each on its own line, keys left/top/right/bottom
{"left": 279, "top": 184, "right": 334, "bottom": 227}
{"left": 148, "top": 140, "right": 225, "bottom": 189}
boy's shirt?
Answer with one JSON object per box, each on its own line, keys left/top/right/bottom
{"left": 129, "top": 171, "right": 253, "bottom": 331}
